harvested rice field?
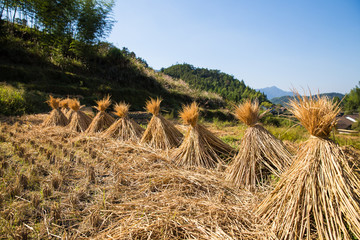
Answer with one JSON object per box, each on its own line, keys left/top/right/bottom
{"left": 0, "top": 113, "right": 359, "bottom": 239}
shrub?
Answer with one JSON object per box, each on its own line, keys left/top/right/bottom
{"left": 0, "top": 83, "right": 27, "bottom": 116}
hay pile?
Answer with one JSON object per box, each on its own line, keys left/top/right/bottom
{"left": 42, "top": 95, "right": 68, "bottom": 127}
{"left": 173, "top": 102, "right": 233, "bottom": 168}
{"left": 91, "top": 147, "right": 270, "bottom": 239}
{"left": 225, "top": 100, "right": 292, "bottom": 190}
{"left": 140, "top": 98, "right": 183, "bottom": 149}
{"left": 103, "top": 102, "right": 144, "bottom": 141}
{"left": 67, "top": 99, "right": 92, "bottom": 132}
{"left": 257, "top": 93, "right": 360, "bottom": 239}
{"left": 86, "top": 95, "right": 115, "bottom": 133}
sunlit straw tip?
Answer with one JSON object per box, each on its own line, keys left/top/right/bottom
{"left": 113, "top": 102, "right": 130, "bottom": 118}
{"left": 46, "top": 95, "right": 61, "bottom": 109}
{"left": 95, "top": 95, "right": 111, "bottom": 112}
{"left": 145, "top": 97, "right": 162, "bottom": 115}
{"left": 68, "top": 99, "right": 81, "bottom": 112}
{"left": 288, "top": 91, "right": 340, "bottom": 138}
{"left": 179, "top": 102, "right": 199, "bottom": 127}
{"left": 234, "top": 99, "right": 260, "bottom": 126}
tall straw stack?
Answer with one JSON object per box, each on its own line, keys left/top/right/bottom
{"left": 225, "top": 99, "right": 292, "bottom": 191}
{"left": 42, "top": 95, "right": 68, "bottom": 127}
{"left": 67, "top": 99, "right": 92, "bottom": 132}
{"left": 103, "top": 102, "right": 144, "bottom": 141}
{"left": 257, "top": 93, "right": 360, "bottom": 239}
{"left": 85, "top": 95, "right": 115, "bottom": 133}
{"left": 140, "top": 98, "right": 183, "bottom": 149}
{"left": 173, "top": 102, "right": 233, "bottom": 168}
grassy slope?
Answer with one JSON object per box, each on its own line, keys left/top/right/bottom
{"left": 0, "top": 23, "right": 224, "bottom": 115}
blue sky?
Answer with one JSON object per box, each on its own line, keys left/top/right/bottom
{"left": 107, "top": 0, "right": 360, "bottom": 94}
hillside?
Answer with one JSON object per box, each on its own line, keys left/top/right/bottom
{"left": 161, "top": 64, "right": 267, "bottom": 103}
{"left": 0, "top": 22, "right": 224, "bottom": 115}
{"left": 256, "top": 86, "right": 293, "bottom": 99}
{"left": 271, "top": 92, "right": 345, "bottom": 106}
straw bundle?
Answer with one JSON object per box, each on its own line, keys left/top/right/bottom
{"left": 225, "top": 100, "right": 292, "bottom": 190}
{"left": 67, "top": 99, "right": 92, "bottom": 132}
{"left": 42, "top": 95, "right": 68, "bottom": 127}
{"left": 140, "top": 98, "right": 183, "bottom": 149}
{"left": 173, "top": 102, "right": 233, "bottom": 168}
{"left": 60, "top": 98, "right": 70, "bottom": 114}
{"left": 85, "top": 95, "right": 115, "bottom": 133}
{"left": 103, "top": 102, "right": 144, "bottom": 141}
{"left": 257, "top": 93, "right": 360, "bottom": 239}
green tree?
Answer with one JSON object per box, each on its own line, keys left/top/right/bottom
{"left": 161, "top": 63, "right": 267, "bottom": 103}
{"left": 344, "top": 82, "right": 360, "bottom": 114}
{"left": 76, "top": 0, "right": 114, "bottom": 44}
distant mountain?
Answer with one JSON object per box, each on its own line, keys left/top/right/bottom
{"left": 256, "top": 86, "right": 293, "bottom": 99}
{"left": 271, "top": 92, "right": 345, "bottom": 106}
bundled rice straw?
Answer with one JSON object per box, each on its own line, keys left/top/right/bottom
{"left": 257, "top": 93, "right": 360, "bottom": 239}
{"left": 60, "top": 98, "right": 70, "bottom": 114}
{"left": 85, "top": 95, "right": 115, "bottom": 133}
{"left": 225, "top": 99, "right": 292, "bottom": 191}
{"left": 67, "top": 99, "right": 92, "bottom": 132}
{"left": 173, "top": 102, "right": 233, "bottom": 168}
{"left": 103, "top": 102, "right": 144, "bottom": 141}
{"left": 140, "top": 97, "right": 183, "bottom": 149}
{"left": 42, "top": 95, "right": 68, "bottom": 127}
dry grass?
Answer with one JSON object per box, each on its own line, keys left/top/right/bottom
{"left": 42, "top": 96, "right": 68, "bottom": 127}
{"left": 257, "top": 93, "right": 360, "bottom": 239}
{"left": 225, "top": 100, "right": 292, "bottom": 191}
{"left": 173, "top": 102, "right": 234, "bottom": 168}
{"left": 102, "top": 102, "right": 144, "bottom": 141}
{"left": 86, "top": 96, "right": 115, "bottom": 133}
{"left": 141, "top": 98, "right": 183, "bottom": 149}
{"left": 0, "top": 115, "right": 273, "bottom": 239}
{"left": 67, "top": 99, "right": 92, "bottom": 132}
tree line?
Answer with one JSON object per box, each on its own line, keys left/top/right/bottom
{"left": 1, "top": 0, "right": 114, "bottom": 44}
{"left": 343, "top": 81, "right": 360, "bottom": 114}
{"left": 161, "top": 63, "right": 267, "bottom": 103}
